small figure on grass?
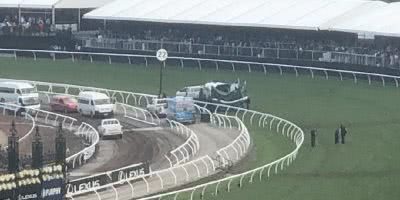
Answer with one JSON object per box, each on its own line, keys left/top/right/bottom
{"left": 340, "top": 124, "right": 348, "bottom": 144}
{"left": 334, "top": 127, "right": 340, "bottom": 144}
{"left": 310, "top": 129, "right": 317, "bottom": 147}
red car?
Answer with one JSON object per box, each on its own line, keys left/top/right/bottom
{"left": 50, "top": 95, "right": 78, "bottom": 113}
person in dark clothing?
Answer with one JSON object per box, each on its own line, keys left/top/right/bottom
{"left": 340, "top": 124, "right": 348, "bottom": 144}
{"left": 335, "top": 128, "right": 340, "bottom": 144}
{"left": 310, "top": 129, "right": 317, "bottom": 147}
{"left": 245, "top": 97, "right": 251, "bottom": 109}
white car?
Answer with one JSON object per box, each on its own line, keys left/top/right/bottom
{"left": 98, "top": 118, "right": 123, "bottom": 139}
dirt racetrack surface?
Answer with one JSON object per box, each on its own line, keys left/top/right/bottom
{"left": 37, "top": 103, "right": 187, "bottom": 179}
{"left": 69, "top": 127, "right": 185, "bottom": 179}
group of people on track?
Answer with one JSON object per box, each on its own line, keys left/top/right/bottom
{"left": 310, "top": 124, "right": 348, "bottom": 147}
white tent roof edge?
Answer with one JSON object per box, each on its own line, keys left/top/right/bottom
{"left": 82, "top": 0, "right": 400, "bottom": 38}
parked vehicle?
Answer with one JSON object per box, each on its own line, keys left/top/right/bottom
{"left": 166, "top": 96, "right": 195, "bottom": 124}
{"left": 146, "top": 98, "right": 167, "bottom": 118}
{"left": 176, "top": 79, "right": 250, "bottom": 110}
{"left": 98, "top": 118, "right": 123, "bottom": 139}
{"left": 49, "top": 95, "right": 78, "bottom": 113}
{"left": 0, "top": 81, "right": 40, "bottom": 113}
{"left": 77, "top": 91, "right": 114, "bottom": 118}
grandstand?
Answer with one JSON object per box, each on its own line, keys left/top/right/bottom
{"left": 1, "top": 0, "right": 399, "bottom": 69}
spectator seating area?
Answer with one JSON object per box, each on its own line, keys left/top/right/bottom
{"left": 0, "top": 15, "right": 55, "bottom": 36}
{"left": 77, "top": 24, "right": 400, "bottom": 68}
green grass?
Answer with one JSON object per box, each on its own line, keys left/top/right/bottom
{"left": 1, "top": 58, "right": 400, "bottom": 200}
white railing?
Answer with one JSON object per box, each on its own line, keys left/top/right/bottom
{"left": 138, "top": 102, "right": 303, "bottom": 200}
{"left": 115, "top": 102, "right": 160, "bottom": 125}
{"left": 212, "top": 114, "right": 251, "bottom": 169}
{"left": 164, "top": 119, "right": 200, "bottom": 167}
{"left": 0, "top": 49, "right": 398, "bottom": 88}
{"left": 67, "top": 112, "right": 250, "bottom": 200}
{"left": 0, "top": 78, "right": 156, "bottom": 107}
{"left": 38, "top": 90, "right": 201, "bottom": 175}
{"left": 66, "top": 122, "right": 99, "bottom": 169}
{"left": 81, "top": 38, "right": 384, "bottom": 67}
{"left": 0, "top": 104, "right": 35, "bottom": 143}
{"left": 0, "top": 102, "right": 100, "bottom": 170}
{"left": 2, "top": 49, "right": 397, "bottom": 199}
{"left": 0, "top": 77, "right": 302, "bottom": 200}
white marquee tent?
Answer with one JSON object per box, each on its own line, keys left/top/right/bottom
{"left": 0, "top": 0, "right": 112, "bottom": 9}
{"left": 83, "top": 0, "right": 400, "bottom": 37}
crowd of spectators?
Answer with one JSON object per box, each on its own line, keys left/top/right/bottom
{"left": 0, "top": 15, "right": 53, "bottom": 36}
{"left": 96, "top": 27, "right": 368, "bottom": 52}
{"left": 89, "top": 26, "right": 400, "bottom": 67}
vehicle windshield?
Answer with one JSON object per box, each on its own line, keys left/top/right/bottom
{"left": 20, "top": 88, "right": 36, "bottom": 95}
{"left": 94, "top": 99, "right": 111, "bottom": 105}
{"left": 215, "top": 84, "right": 230, "bottom": 93}
{"left": 22, "top": 97, "right": 39, "bottom": 106}
{"left": 104, "top": 120, "right": 118, "bottom": 125}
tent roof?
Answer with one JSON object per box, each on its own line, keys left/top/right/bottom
{"left": 55, "top": 0, "right": 113, "bottom": 9}
{"left": 0, "top": 0, "right": 113, "bottom": 9}
{"left": 83, "top": 0, "right": 400, "bottom": 37}
{"left": 0, "top": 0, "right": 59, "bottom": 8}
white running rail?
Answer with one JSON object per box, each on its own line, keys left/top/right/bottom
{"left": 138, "top": 102, "right": 303, "bottom": 200}
{"left": 0, "top": 48, "right": 398, "bottom": 87}
{"left": 0, "top": 104, "right": 35, "bottom": 144}
{"left": 0, "top": 102, "right": 100, "bottom": 170}
{"left": 66, "top": 112, "right": 250, "bottom": 200}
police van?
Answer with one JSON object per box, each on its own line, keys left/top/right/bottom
{"left": 77, "top": 91, "right": 114, "bottom": 117}
{"left": 0, "top": 81, "right": 40, "bottom": 112}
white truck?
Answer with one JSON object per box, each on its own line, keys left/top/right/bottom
{"left": 98, "top": 118, "right": 123, "bottom": 139}
{"left": 0, "top": 81, "right": 40, "bottom": 114}
{"left": 77, "top": 91, "right": 114, "bottom": 118}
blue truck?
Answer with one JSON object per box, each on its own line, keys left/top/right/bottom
{"left": 166, "top": 97, "right": 195, "bottom": 124}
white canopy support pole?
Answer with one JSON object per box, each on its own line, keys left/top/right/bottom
{"left": 18, "top": 7, "right": 21, "bottom": 25}
{"left": 52, "top": 6, "right": 55, "bottom": 25}
{"left": 78, "top": 8, "right": 81, "bottom": 31}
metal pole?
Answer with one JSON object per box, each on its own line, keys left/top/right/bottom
{"left": 78, "top": 8, "right": 81, "bottom": 31}
{"left": 159, "top": 61, "right": 164, "bottom": 97}
{"left": 52, "top": 6, "right": 55, "bottom": 25}
{"left": 18, "top": 7, "right": 21, "bottom": 25}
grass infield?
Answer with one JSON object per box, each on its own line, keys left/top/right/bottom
{"left": 0, "top": 58, "right": 399, "bottom": 200}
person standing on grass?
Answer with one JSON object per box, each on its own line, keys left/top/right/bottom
{"left": 340, "top": 124, "right": 348, "bottom": 144}
{"left": 335, "top": 127, "right": 340, "bottom": 144}
{"left": 310, "top": 129, "right": 317, "bottom": 147}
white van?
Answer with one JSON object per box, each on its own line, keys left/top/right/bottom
{"left": 77, "top": 91, "right": 114, "bottom": 117}
{"left": 0, "top": 81, "right": 40, "bottom": 110}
